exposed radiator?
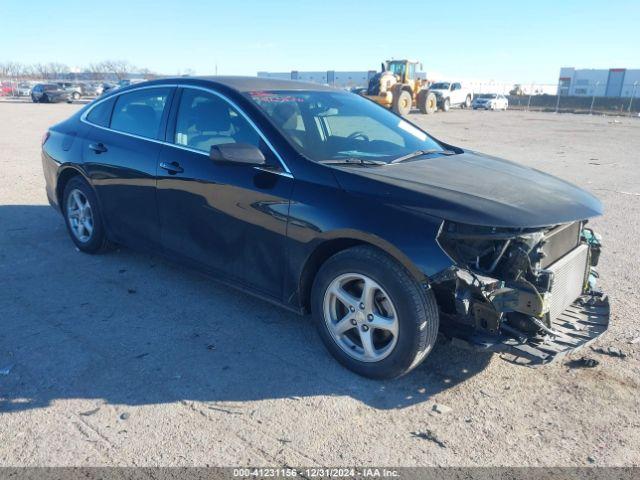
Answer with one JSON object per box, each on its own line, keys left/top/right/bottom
{"left": 547, "top": 244, "right": 589, "bottom": 321}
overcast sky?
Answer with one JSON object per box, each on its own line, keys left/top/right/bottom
{"left": 2, "top": 0, "right": 638, "bottom": 84}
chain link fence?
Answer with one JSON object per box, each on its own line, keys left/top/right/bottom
{"left": 473, "top": 82, "right": 640, "bottom": 116}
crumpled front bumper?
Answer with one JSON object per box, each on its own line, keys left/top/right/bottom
{"left": 441, "top": 290, "right": 610, "bottom": 365}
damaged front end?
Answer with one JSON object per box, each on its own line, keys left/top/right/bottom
{"left": 432, "top": 220, "right": 609, "bottom": 364}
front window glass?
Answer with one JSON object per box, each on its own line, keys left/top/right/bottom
{"left": 431, "top": 82, "right": 450, "bottom": 90}
{"left": 173, "top": 89, "right": 261, "bottom": 152}
{"left": 110, "top": 88, "right": 170, "bottom": 139}
{"left": 245, "top": 90, "right": 444, "bottom": 163}
{"left": 387, "top": 62, "right": 406, "bottom": 77}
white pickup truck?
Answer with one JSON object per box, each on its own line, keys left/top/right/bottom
{"left": 428, "top": 81, "right": 473, "bottom": 111}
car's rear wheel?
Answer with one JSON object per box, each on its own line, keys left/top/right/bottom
{"left": 311, "top": 245, "right": 439, "bottom": 379}
{"left": 464, "top": 95, "right": 471, "bottom": 108}
{"left": 442, "top": 98, "right": 450, "bottom": 112}
{"left": 63, "top": 177, "right": 108, "bottom": 253}
{"left": 72, "top": 91, "right": 80, "bottom": 100}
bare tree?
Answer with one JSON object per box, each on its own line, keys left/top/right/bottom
{"left": 46, "top": 63, "right": 70, "bottom": 80}
{"left": 87, "top": 62, "right": 109, "bottom": 81}
{"left": 102, "top": 60, "right": 134, "bottom": 81}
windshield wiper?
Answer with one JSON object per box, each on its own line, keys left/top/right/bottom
{"left": 391, "top": 149, "right": 457, "bottom": 164}
{"left": 319, "top": 158, "right": 386, "bottom": 166}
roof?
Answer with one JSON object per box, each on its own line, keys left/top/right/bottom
{"left": 169, "top": 76, "right": 339, "bottom": 92}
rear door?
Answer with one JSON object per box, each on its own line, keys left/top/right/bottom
{"left": 156, "top": 87, "right": 293, "bottom": 299}
{"left": 82, "top": 86, "right": 174, "bottom": 250}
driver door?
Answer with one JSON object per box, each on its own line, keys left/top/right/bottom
{"left": 156, "top": 87, "right": 294, "bottom": 299}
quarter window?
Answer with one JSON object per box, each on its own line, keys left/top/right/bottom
{"left": 86, "top": 97, "right": 115, "bottom": 127}
{"left": 173, "top": 89, "right": 261, "bottom": 153}
{"left": 110, "top": 88, "right": 170, "bottom": 139}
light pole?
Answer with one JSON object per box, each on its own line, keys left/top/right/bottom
{"left": 590, "top": 81, "right": 600, "bottom": 115}
{"left": 628, "top": 81, "right": 638, "bottom": 117}
{"left": 555, "top": 80, "right": 562, "bottom": 113}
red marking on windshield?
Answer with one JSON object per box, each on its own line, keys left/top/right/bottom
{"left": 248, "top": 91, "right": 304, "bottom": 102}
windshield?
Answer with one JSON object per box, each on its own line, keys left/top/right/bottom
{"left": 387, "top": 62, "right": 406, "bottom": 77}
{"left": 430, "top": 82, "right": 450, "bottom": 90}
{"left": 478, "top": 94, "right": 497, "bottom": 99}
{"left": 245, "top": 90, "right": 445, "bottom": 163}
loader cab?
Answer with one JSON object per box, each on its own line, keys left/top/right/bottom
{"left": 386, "top": 60, "right": 420, "bottom": 83}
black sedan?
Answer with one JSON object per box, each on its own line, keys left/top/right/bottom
{"left": 41, "top": 77, "right": 609, "bottom": 379}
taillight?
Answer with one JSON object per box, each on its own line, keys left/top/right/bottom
{"left": 41, "top": 131, "right": 50, "bottom": 146}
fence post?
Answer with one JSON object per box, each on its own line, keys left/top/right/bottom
{"left": 628, "top": 81, "right": 638, "bottom": 117}
{"left": 555, "top": 81, "right": 561, "bottom": 113}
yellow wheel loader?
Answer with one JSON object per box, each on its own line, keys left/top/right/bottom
{"left": 361, "top": 59, "right": 437, "bottom": 116}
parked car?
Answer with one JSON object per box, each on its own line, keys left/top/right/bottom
{"left": 56, "top": 82, "right": 83, "bottom": 100}
{"left": 473, "top": 93, "right": 509, "bottom": 110}
{"left": 0, "top": 82, "right": 14, "bottom": 96}
{"left": 31, "top": 83, "right": 72, "bottom": 103}
{"left": 17, "top": 83, "right": 33, "bottom": 96}
{"left": 428, "top": 81, "right": 473, "bottom": 111}
{"left": 99, "top": 82, "right": 118, "bottom": 95}
{"left": 82, "top": 83, "right": 101, "bottom": 96}
{"left": 41, "top": 77, "right": 608, "bottom": 379}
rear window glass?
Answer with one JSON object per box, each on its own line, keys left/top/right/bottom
{"left": 110, "top": 88, "right": 170, "bottom": 139}
{"left": 86, "top": 97, "right": 115, "bottom": 127}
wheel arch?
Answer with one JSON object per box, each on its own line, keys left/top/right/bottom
{"left": 297, "top": 232, "right": 429, "bottom": 313}
{"left": 55, "top": 166, "right": 90, "bottom": 207}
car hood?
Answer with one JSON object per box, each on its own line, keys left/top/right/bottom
{"left": 332, "top": 151, "right": 603, "bottom": 228}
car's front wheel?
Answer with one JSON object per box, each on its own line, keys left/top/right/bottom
{"left": 311, "top": 246, "right": 439, "bottom": 379}
{"left": 63, "top": 176, "right": 109, "bottom": 253}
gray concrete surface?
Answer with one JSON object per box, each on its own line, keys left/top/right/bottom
{"left": 0, "top": 103, "right": 639, "bottom": 467}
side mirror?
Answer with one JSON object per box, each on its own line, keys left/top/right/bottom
{"left": 209, "top": 143, "right": 266, "bottom": 166}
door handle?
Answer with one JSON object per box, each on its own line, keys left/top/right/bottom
{"left": 88, "top": 142, "right": 108, "bottom": 154}
{"left": 160, "top": 161, "right": 184, "bottom": 174}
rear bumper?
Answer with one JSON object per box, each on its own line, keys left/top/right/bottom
{"left": 442, "top": 290, "right": 610, "bottom": 365}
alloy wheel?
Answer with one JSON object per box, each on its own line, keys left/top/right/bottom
{"left": 323, "top": 273, "right": 399, "bottom": 362}
{"left": 66, "top": 188, "right": 94, "bottom": 243}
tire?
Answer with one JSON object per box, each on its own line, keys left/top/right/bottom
{"left": 62, "top": 176, "right": 109, "bottom": 253}
{"left": 72, "top": 91, "right": 80, "bottom": 100}
{"left": 418, "top": 90, "right": 437, "bottom": 115}
{"left": 442, "top": 97, "right": 450, "bottom": 112}
{"left": 311, "top": 245, "right": 439, "bottom": 379}
{"left": 464, "top": 95, "right": 471, "bottom": 108}
{"left": 392, "top": 89, "right": 412, "bottom": 116}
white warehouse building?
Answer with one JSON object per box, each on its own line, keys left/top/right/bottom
{"left": 559, "top": 67, "right": 640, "bottom": 97}
{"left": 257, "top": 70, "right": 377, "bottom": 89}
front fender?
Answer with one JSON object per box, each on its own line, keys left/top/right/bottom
{"left": 283, "top": 176, "right": 454, "bottom": 309}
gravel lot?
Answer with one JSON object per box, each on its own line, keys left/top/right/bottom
{"left": 1, "top": 101, "right": 639, "bottom": 467}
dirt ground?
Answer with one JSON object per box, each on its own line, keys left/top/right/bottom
{"left": 0, "top": 100, "right": 639, "bottom": 467}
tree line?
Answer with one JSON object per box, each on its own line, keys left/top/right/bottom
{"left": 0, "top": 60, "right": 156, "bottom": 81}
